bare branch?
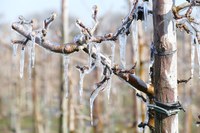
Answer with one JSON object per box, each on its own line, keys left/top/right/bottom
{"left": 172, "top": 2, "right": 200, "bottom": 41}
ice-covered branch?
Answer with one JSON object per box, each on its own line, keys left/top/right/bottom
{"left": 172, "top": 2, "right": 200, "bottom": 41}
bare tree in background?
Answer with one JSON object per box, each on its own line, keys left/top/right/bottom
{"left": 59, "top": 0, "right": 69, "bottom": 133}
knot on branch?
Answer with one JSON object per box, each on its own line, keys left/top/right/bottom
{"left": 112, "top": 64, "right": 136, "bottom": 81}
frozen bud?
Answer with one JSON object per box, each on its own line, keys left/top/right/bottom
{"left": 73, "top": 34, "right": 86, "bottom": 44}
{"left": 51, "top": 12, "right": 57, "bottom": 19}
{"left": 76, "top": 19, "right": 81, "bottom": 24}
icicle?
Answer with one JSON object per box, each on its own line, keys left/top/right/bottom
{"left": 88, "top": 42, "right": 94, "bottom": 69}
{"left": 94, "top": 44, "right": 101, "bottom": 66}
{"left": 64, "top": 55, "right": 70, "bottom": 98}
{"left": 148, "top": 42, "right": 155, "bottom": 81}
{"left": 191, "top": 37, "right": 195, "bottom": 78}
{"left": 150, "top": 42, "right": 155, "bottom": 67}
{"left": 31, "top": 35, "right": 36, "bottom": 68}
{"left": 119, "top": 33, "right": 127, "bottom": 69}
{"left": 78, "top": 71, "right": 85, "bottom": 100}
{"left": 12, "top": 44, "right": 18, "bottom": 56}
{"left": 20, "top": 47, "right": 25, "bottom": 78}
{"left": 143, "top": 1, "right": 148, "bottom": 30}
{"left": 195, "top": 37, "right": 200, "bottom": 78}
{"left": 110, "top": 41, "right": 115, "bottom": 67}
{"left": 90, "top": 84, "right": 104, "bottom": 125}
{"left": 106, "top": 77, "right": 112, "bottom": 102}
{"left": 131, "top": 17, "right": 138, "bottom": 63}
{"left": 28, "top": 45, "right": 32, "bottom": 80}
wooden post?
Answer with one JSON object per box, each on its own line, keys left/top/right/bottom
{"left": 153, "top": 0, "right": 178, "bottom": 132}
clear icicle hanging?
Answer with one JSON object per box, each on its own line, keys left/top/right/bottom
{"left": 12, "top": 44, "right": 18, "bottom": 57}
{"left": 191, "top": 37, "right": 195, "bottom": 78}
{"left": 20, "top": 47, "right": 25, "bottom": 78}
{"left": 28, "top": 45, "right": 32, "bottom": 80}
{"left": 149, "top": 42, "right": 155, "bottom": 81}
{"left": 143, "top": 1, "right": 148, "bottom": 30}
{"left": 131, "top": 16, "right": 138, "bottom": 63}
{"left": 31, "top": 35, "right": 36, "bottom": 68}
{"left": 119, "top": 33, "right": 127, "bottom": 69}
{"left": 90, "top": 84, "right": 104, "bottom": 125}
{"left": 63, "top": 55, "right": 70, "bottom": 98}
{"left": 150, "top": 42, "right": 155, "bottom": 67}
{"left": 110, "top": 41, "right": 115, "bottom": 67}
{"left": 88, "top": 42, "right": 94, "bottom": 69}
{"left": 94, "top": 44, "right": 101, "bottom": 66}
{"left": 195, "top": 37, "right": 200, "bottom": 78}
{"left": 106, "top": 77, "right": 112, "bottom": 102}
{"left": 78, "top": 71, "right": 85, "bottom": 100}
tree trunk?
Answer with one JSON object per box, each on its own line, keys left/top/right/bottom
{"left": 59, "top": 0, "right": 69, "bottom": 133}
{"left": 32, "top": 67, "right": 43, "bottom": 133}
{"left": 153, "top": 0, "right": 178, "bottom": 132}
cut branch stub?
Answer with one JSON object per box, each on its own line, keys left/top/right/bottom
{"left": 112, "top": 66, "right": 154, "bottom": 97}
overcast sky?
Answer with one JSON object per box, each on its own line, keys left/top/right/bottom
{"left": 0, "top": 0, "right": 184, "bottom": 24}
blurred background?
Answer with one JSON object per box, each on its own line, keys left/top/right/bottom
{"left": 0, "top": 0, "right": 199, "bottom": 133}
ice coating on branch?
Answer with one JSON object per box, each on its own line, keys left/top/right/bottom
{"left": 90, "top": 84, "right": 104, "bottom": 125}
{"left": 20, "top": 47, "right": 25, "bottom": 78}
{"left": 119, "top": 33, "right": 127, "bottom": 69}
{"left": 12, "top": 44, "right": 18, "bottom": 56}
{"left": 64, "top": 55, "right": 70, "bottom": 98}
{"left": 143, "top": 1, "right": 148, "bottom": 30}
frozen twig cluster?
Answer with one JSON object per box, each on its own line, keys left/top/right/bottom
{"left": 173, "top": 1, "right": 200, "bottom": 78}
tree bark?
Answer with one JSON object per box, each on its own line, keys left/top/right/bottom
{"left": 153, "top": 0, "right": 178, "bottom": 132}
